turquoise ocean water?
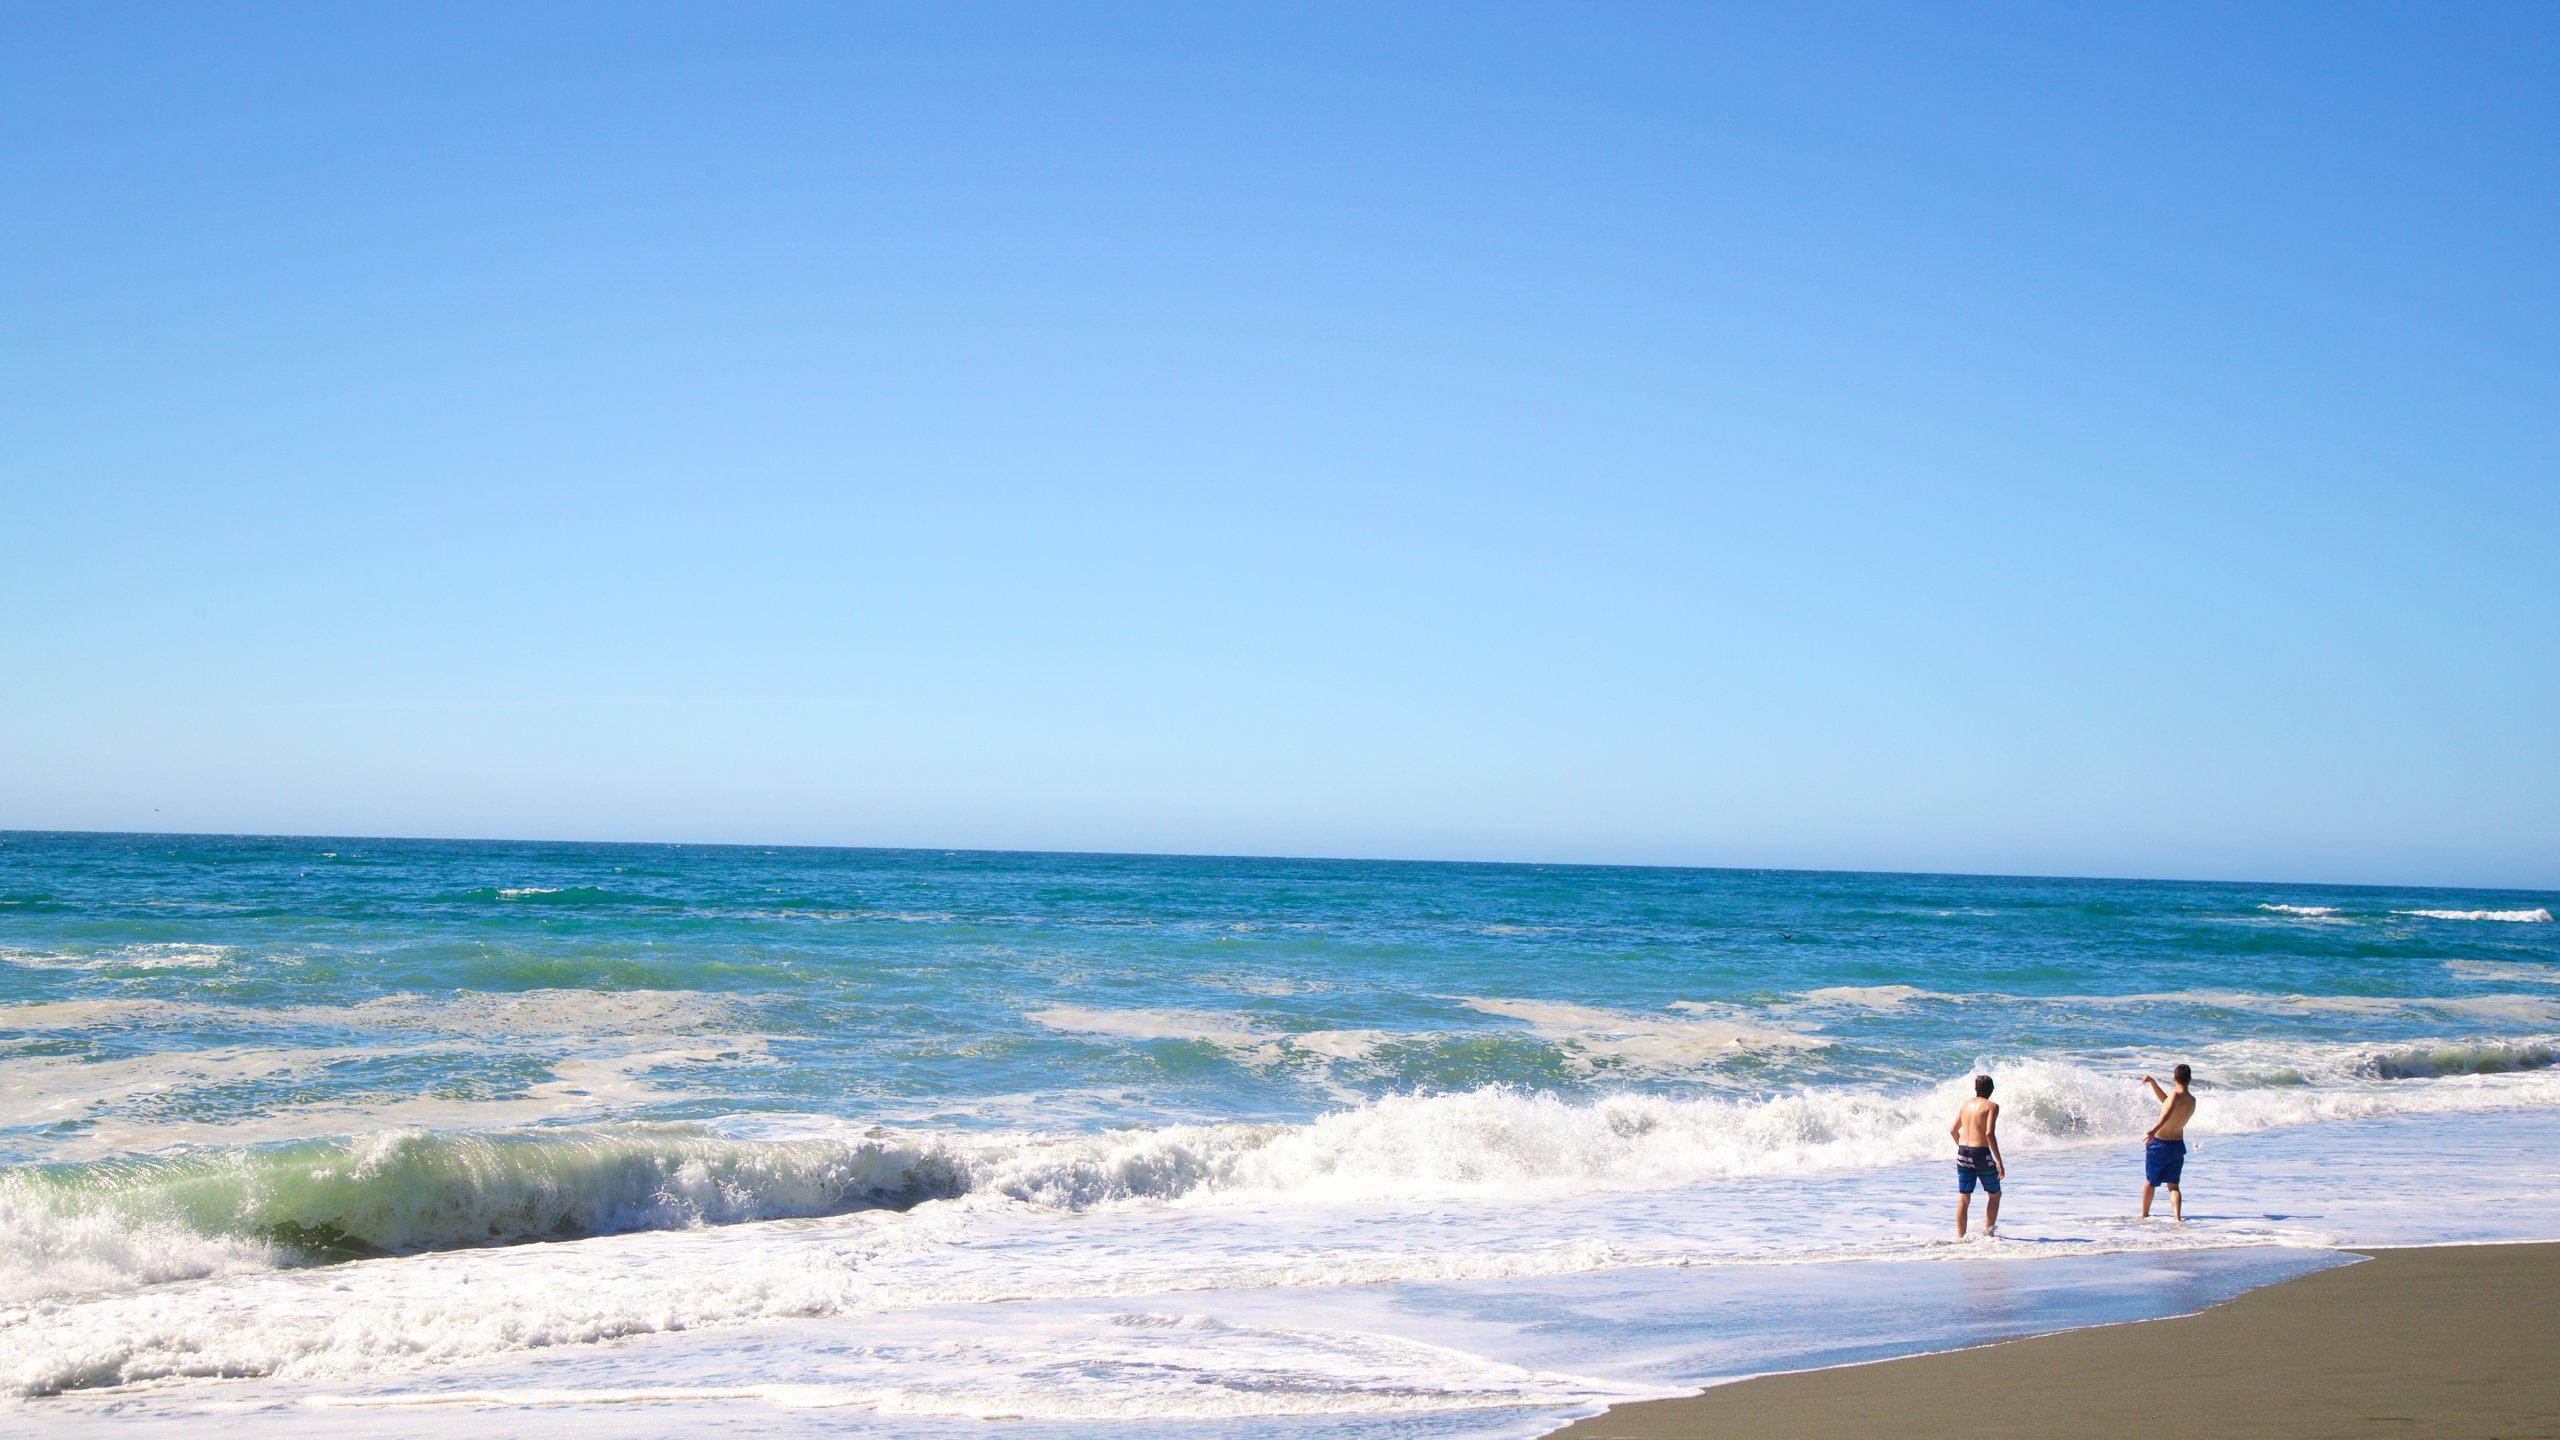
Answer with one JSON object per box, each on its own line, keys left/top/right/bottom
{"left": 4, "top": 832, "right": 2557, "bottom": 1433}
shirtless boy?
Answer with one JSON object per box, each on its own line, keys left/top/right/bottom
{"left": 2139, "top": 1064, "right": 2196, "bottom": 1220}
{"left": 1950, "top": 1074, "right": 2003, "bottom": 1238}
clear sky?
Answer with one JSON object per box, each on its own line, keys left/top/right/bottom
{"left": 4, "top": 4, "right": 2555, "bottom": 888}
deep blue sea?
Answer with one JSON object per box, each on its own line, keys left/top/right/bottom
{"left": 4, "top": 832, "right": 2556, "bottom": 1435}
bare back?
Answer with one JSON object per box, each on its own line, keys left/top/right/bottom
{"left": 2153, "top": 1088, "right": 2195, "bottom": 1140}
{"left": 1954, "top": 1096, "right": 1998, "bottom": 1147}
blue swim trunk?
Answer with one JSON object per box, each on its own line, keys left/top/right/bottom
{"left": 2146, "top": 1137, "right": 2186, "bottom": 1186}
{"left": 1957, "top": 1145, "right": 2000, "bottom": 1194}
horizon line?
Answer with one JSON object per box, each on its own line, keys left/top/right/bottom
{"left": 3, "top": 826, "right": 2549, "bottom": 900}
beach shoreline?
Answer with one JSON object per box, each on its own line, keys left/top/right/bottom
{"left": 1551, "top": 1241, "right": 2560, "bottom": 1439}
{"left": 7, "top": 836, "right": 2555, "bottom": 1433}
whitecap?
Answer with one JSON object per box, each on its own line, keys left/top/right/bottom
{"left": 0, "top": 943, "right": 232, "bottom": 971}
{"left": 1794, "top": 985, "right": 1950, "bottom": 1011}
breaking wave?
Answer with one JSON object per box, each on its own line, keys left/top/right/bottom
{"left": 2354, "top": 1039, "right": 2558, "bottom": 1079}
{"left": 0, "top": 1128, "right": 968, "bottom": 1302}
{"left": 9, "top": 1044, "right": 2560, "bottom": 1311}
{"left": 2393, "top": 908, "right": 2553, "bottom": 923}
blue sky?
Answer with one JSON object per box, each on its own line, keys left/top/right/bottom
{"left": 4, "top": 3, "right": 2554, "bottom": 887}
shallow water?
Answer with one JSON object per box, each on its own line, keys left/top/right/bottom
{"left": 3, "top": 833, "right": 2555, "bottom": 1430}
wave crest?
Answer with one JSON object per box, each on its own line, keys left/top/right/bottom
{"left": 2355, "top": 1040, "right": 2558, "bottom": 1079}
{"left": 0, "top": 1128, "right": 968, "bottom": 1303}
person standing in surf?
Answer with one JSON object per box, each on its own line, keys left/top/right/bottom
{"left": 1951, "top": 1073, "right": 2004, "bottom": 1238}
{"left": 2139, "top": 1064, "right": 2196, "bottom": 1220}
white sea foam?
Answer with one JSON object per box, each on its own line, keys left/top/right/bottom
{"left": 1459, "top": 997, "right": 1825, "bottom": 1073}
{"left": 1794, "top": 985, "right": 1947, "bottom": 1011}
{"left": 0, "top": 1192, "right": 1678, "bottom": 1405}
{"left": 0, "top": 991, "right": 772, "bottom": 1161}
{"left": 0, "top": 988, "right": 751, "bottom": 1040}
{"left": 0, "top": 1187, "right": 288, "bottom": 1302}
{"left": 0, "top": 943, "right": 232, "bottom": 971}
{"left": 11, "top": 1070, "right": 2560, "bottom": 1401}
{"left": 1029, "top": 999, "right": 1824, "bottom": 1076}
{"left": 341, "top": 988, "right": 754, "bottom": 1037}
{"left": 2447, "top": 960, "right": 2560, "bottom": 985}
{"left": 300, "top": 1314, "right": 1642, "bottom": 1421}
{"left": 1023, "top": 1008, "right": 1427, "bottom": 1071}
{"left": 2258, "top": 904, "right": 2340, "bottom": 917}
{"left": 1286, "top": 1029, "right": 1392, "bottom": 1062}
{"left": 495, "top": 887, "right": 562, "bottom": 898}
{"left": 0, "top": 1046, "right": 397, "bottom": 1130}
{"left": 9, "top": 1043, "right": 768, "bottom": 1161}
{"left": 1227, "top": 976, "right": 1323, "bottom": 997}
{"left": 1030, "top": 1006, "right": 1270, "bottom": 1047}
{"left": 2394, "top": 908, "right": 2553, "bottom": 923}
{"left": 1025, "top": 1006, "right": 1310, "bottom": 1071}
{"left": 0, "top": 998, "right": 199, "bottom": 1030}
{"left": 2075, "top": 989, "right": 2560, "bottom": 1025}
{"left": 11, "top": 1042, "right": 2558, "bottom": 1312}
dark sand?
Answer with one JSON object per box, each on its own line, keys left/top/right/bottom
{"left": 1555, "top": 1243, "right": 2560, "bottom": 1440}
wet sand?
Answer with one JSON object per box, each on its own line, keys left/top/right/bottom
{"left": 1554, "top": 1243, "right": 2560, "bottom": 1440}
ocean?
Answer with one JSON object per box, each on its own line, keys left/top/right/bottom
{"left": 4, "top": 832, "right": 2556, "bottom": 1435}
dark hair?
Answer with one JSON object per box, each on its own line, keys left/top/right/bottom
{"left": 2173, "top": 1063, "right": 2192, "bottom": 1086}
{"left": 1974, "top": 1074, "right": 1994, "bottom": 1097}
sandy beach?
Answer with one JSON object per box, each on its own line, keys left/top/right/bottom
{"left": 1555, "top": 1242, "right": 2560, "bottom": 1439}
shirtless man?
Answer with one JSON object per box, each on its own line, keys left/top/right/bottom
{"left": 1950, "top": 1074, "right": 2004, "bottom": 1238}
{"left": 2139, "top": 1064, "right": 2196, "bottom": 1220}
